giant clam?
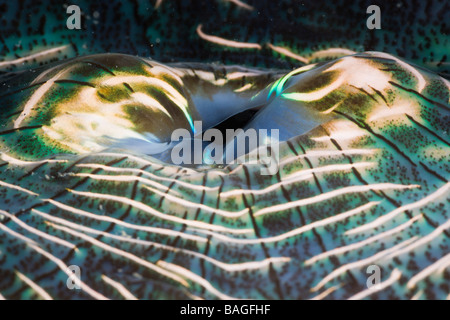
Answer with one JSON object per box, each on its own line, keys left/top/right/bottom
{"left": 0, "top": 0, "right": 449, "bottom": 300}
